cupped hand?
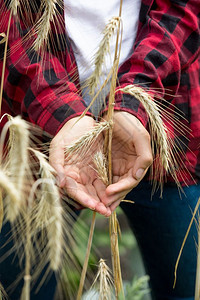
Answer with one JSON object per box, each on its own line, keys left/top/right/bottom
{"left": 102, "top": 111, "right": 153, "bottom": 211}
{"left": 49, "top": 116, "right": 112, "bottom": 216}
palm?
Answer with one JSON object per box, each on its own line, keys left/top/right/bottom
{"left": 63, "top": 156, "right": 102, "bottom": 203}
{"left": 112, "top": 138, "right": 137, "bottom": 184}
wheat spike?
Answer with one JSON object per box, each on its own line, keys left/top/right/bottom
{"left": 0, "top": 169, "right": 21, "bottom": 222}
{"left": 9, "top": 0, "right": 20, "bottom": 16}
{"left": 93, "top": 151, "right": 109, "bottom": 186}
{"left": 119, "top": 85, "right": 182, "bottom": 193}
{"left": 86, "top": 17, "right": 121, "bottom": 95}
{"left": 91, "top": 259, "right": 114, "bottom": 300}
{"left": 65, "top": 121, "right": 111, "bottom": 159}
{"left": 34, "top": 0, "right": 58, "bottom": 51}
{"left": 29, "top": 148, "right": 64, "bottom": 271}
{"left": 7, "top": 116, "right": 30, "bottom": 200}
{"left": 121, "top": 85, "right": 169, "bottom": 169}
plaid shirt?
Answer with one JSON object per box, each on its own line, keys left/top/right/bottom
{"left": 0, "top": 0, "right": 200, "bottom": 186}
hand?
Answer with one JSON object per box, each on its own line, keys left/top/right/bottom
{"left": 102, "top": 111, "right": 153, "bottom": 211}
{"left": 49, "top": 116, "right": 112, "bottom": 216}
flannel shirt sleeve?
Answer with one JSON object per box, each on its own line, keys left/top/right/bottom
{"left": 0, "top": 3, "right": 91, "bottom": 137}
{"left": 113, "top": 0, "right": 200, "bottom": 127}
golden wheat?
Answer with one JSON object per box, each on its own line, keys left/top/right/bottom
{"left": 91, "top": 259, "right": 114, "bottom": 300}
{"left": 33, "top": 0, "right": 58, "bottom": 51}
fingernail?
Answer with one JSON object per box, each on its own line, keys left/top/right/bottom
{"left": 135, "top": 168, "right": 145, "bottom": 180}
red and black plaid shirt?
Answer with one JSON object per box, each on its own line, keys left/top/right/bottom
{"left": 0, "top": 0, "right": 200, "bottom": 186}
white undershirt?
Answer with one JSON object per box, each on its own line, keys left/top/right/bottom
{"left": 64, "top": 0, "right": 141, "bottom": 109}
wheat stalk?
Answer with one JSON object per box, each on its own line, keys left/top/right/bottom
{"left": 174, "top": 197, "right": 200, "bottom": 288}
{"left": 0, "top": 15, "right": 11, "bottom": 114}
{"left": 0, "top": 282, "right": 7, "bottom": 300}
{"left": 102, "top": 1, "right": 124, "bottom": 298}
{"left": 76, "top": 211, "right": 96, "bottom": 300}
{"left": 195, "top": 215, "right": 200, "bottom": 300}
{"left": 0, "top": 0, "right": 20, "bottom": 112}
{"left": 0, "top": 189, "right": 3, "bottom": 232}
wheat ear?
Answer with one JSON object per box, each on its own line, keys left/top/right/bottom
{"left": 0, "top": 169, "right": 21, "bottom": 222}
{"left": 93, "top": 151, "right": 109, "bottom": 186}
{"left": 121, "top": 85, "right": 169, "bottom": 167}
{"left": 33, "top": 0, "right": 58, "bottom": 51}
{"left": 65, "top": 121, "right": 111, "bottom": 158}
{"left": 29, "top": 148, "right": 64, "bottom": 271}
{"left": 91, "top": 259, "right": 114, "bottom": 300}
{"left": 9, "top": 0, "right": 20, "bottom": 16}
{"left": 120, "top": 85, "right": 180, "bottom": 191}
{"left": 7, "top": 116, "right": 30, "bottom": 199}
{"left": 86, "top": 17, "right": 121, "bottom": 95}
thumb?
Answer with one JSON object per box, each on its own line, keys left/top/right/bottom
{"left": 132, "top": 133, "right": 153, "bottom": 181}
{"left": 49, "top": 139, "right": 66, "bottom": 188}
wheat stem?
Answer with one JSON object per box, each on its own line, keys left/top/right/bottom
{"left": 76, "top": 211, "right": 96, "bottom": 300}
{"left": 174, "top": 197, "right": 200, "bottom": 288}
{"left": 0, "top": 189, "right": 3, "bottom": 232}
{"left": 0, "top": 13, "right": 11, "bottom": 114}
{"left": 195, "top": 216, "right": 200, "bottom": 300}
{"left": 104, "top": 0, "right": 124, "bottom": 298}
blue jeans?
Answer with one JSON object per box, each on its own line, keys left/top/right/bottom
{"left": 121, "top": 182, "right": 200, "bottom": 300}
{"left": 0, "top": 222, "right": 57, "bottom": 300}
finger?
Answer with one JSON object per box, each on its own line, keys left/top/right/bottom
{"left": 93, "top": 178, "right": 122, "bottom": 206}
{"left": 95, "top": 202, "right": 112, "bottom": 217}
{"left": 106, "top": 175, "right": 136, "bottom": 195}
{"left": 109, "top": 199, "right": 122, "bottom": 212}
{"left": 65, "top": 176, "right": 111, "bottom": 216}
{"left": 132, "top": 131, "right": 153, "bottom": 180}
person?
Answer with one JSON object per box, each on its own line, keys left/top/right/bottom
{"left": 0, "top": 0, "right": 199, "bottom": 299}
